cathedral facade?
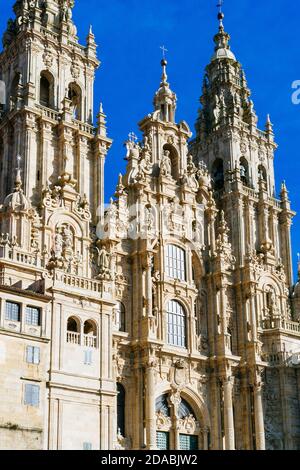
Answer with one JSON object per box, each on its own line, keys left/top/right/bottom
{"left": 0, "top": 0, "right": 300, "bottom": 451}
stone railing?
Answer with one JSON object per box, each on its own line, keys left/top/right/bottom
{"left": 84, "top": 335, "right": 97, "bottom": 348}
{"left": 262, "top": 351, "right": 289, "bottom": 365}
{"left": 0, "top": 245, "right": 43, "bottom": 269}
{"left": 55, "top": 272, "right": 102, "bottom": 294}
{"left": 36, "top": 104, "right": 60, "bottom": 122}
{"left": 281, "top": 319, "right": 300, "bottom": 336}
{"left": 262, "top": 318, "right": 300, "bottom": 337}
{"left": 66, "top": 331, "right": 80, "bottom": 345}
{"left": 257, "top": 129, "right": 267, "bottom": 140}
{"left": 72, "top": 119, "right": 95, "bottom": 136}
{"left": 66, "top": 332, "right": 97, "bottom": 349}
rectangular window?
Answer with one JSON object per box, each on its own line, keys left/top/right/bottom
{"left": 26, "top": 346, "right": 40, "bottom": 365}
{"left": 179, "top": 434, "right": 198, "bottom": 450}
{"left": 83, "top": 442, "right": 92, "bottom": 450}
{"left": 24, "top": 384, "right": 40, "bottom": 407}
{"left": 156, "top": 431, "right": 170, "bottom": 450}
{"left": 25, "top": 306, "right": 41, "bottom": 326}
{"left": 165, "top": 245, "right": 186, "bottom": 281}
{"left": 5, "top": 301, "right": 20, "bottom": 322}
{"left": 84, "top": 350, "right": 93, "bottom": 365}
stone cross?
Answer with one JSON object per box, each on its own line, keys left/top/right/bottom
{"left": 128, "top": 132, "right": 138, "bottom": 143}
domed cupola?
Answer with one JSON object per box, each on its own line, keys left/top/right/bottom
{"left": 211, "top": 12, "right": 236, "bottom": 62}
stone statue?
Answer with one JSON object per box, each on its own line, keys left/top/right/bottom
{"left": 62, "top": 225, "right": 73, "bottom": 250}
{"left": 97, "top": 245, "right": 111, "bottom": 279}
{"left": 54, "top": 230, "right": 63, "bottom": 257}
{"left": 213, "top": 94, "right": 220, "bottom": 125}
{"left": 145, "top": 207, "right": 155, "bottom": 231}
{"left": 160, "top": 150, "right": 172, "bottom": 177}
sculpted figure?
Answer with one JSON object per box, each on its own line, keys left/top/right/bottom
{"left": 160, "top": 150, "right": 172, "bottom": 177}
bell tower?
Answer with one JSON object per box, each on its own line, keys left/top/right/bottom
{"left": 190, "top": 10, "right": 294, "bottom": 287}
{"left": 0, "top": 0, "right": 112, "bottom": 218}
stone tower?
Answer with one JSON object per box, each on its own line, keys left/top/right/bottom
{"left": 0, "top": 2, "right": 299, "bottom": 451}
{"left": 0, "top": 0, "right": 116, "bottom": 451}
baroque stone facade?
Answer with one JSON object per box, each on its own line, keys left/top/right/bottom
{"left": 0, "top": 1, "right": 299, "bottom": 451}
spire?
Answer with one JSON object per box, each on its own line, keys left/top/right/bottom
{"left": 153, "top": 49, "right": 177, "bottom": 123}
{"left": 86, "top": 23, "right": 97, "bottom": 58}
{"left": 280, "top": 181, "right": 289, "bottom": 201}
{"left": 265, "top": 114, "right": 274, "bottom": 141}
{"left": 96, "top": 103, "right": 107, "bottom": 137}
{"left": 212, "top": 2, "right": 236, "bottom": 62}
{"left": 14, "top": 155, "right": 23, "bottom": 191}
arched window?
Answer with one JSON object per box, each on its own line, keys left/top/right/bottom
{"left": 40, "top": 76, "right": 50, "bottom": 107}
{"left": 178, "top": 398, "right": 195, "bottom": 419}
{"left": 115, "top": 302, "right": 126, "bottom": 332}
{"left": 156, "top": 394, "right": 171, "bottom": 450}
{"left": 83, "top": 320, "right": 97, "bottom": 348}
{"left": 67, "top": 316, "right": 80, "bottom": 345}
{"left": 167, "top": 300, "right": 187, "bottom": 348}
{"left": 240, "top": 157, "right": 249, "bottom": 186}
{"left": 68, "top": 83, "right": 82, "bottom": 120}
{"left": 155, "top": 393, "right": 200, "bottom": 450}
{"left": 165, "top": 245, "right": 186, "bottom": 282}
{"left": 117, "top": 383, "right": 126, "bottom": 437}
{"left": 156, "top": 394, "right": 171, "bottom": 417}
{"left": 212, "top": 158, "right": 224, "bottom": 190}
{"left": 258, "top": 165, "right": 267, "bottom": 190}
{"left": 39, "top": 71, "right": 54, "bottom": 108}
{"left": 10, "top": 73, "right": 21, "bottom": 110}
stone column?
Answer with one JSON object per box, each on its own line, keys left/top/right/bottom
{"left": 248, "top": 285, "right": 258, "bottom": 342}
{"left": 253, "top": 384, "right": 265, "bottom": 450}
{"left": 145, "top": 364, "right": 157, "bottom": 450}
{"left": 202, "top": 427, "right": 209, "bottom": 450}
{"left": 95, "top": 152, "right": 105, "bottom": 224}
{"left": 145, "top": 253, "right": 153, "bottom": 317}
{"left": 99, "top": 402, "right": 109, "bottom": 450}
{"left": 222, "top": 377, "right": 235, "bottom": 450}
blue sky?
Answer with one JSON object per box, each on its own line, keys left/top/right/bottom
{"left": 1, "top": 0, "right": 299, "bottom": 279}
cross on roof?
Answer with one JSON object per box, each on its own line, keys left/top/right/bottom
{"left": 128, "top": 132, "right": 138, "bottom": 143}
{"left": 217, "top": 0, "right": 224, "bottom": 13}
{"left": 160, "top": 45, "right": 168, "bottom": 59}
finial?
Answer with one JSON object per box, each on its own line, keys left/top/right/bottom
{"left": 128, "top": 132, "right": 138, "bottom": 144}
{"left": 15, "top": 154, "right": 22, "bottom": 189}
{"left": 265, "top": 114, "right": 274, "bottom": 134}
{"left": 159, "top": 46, "right": 169, "bottom": 85}
{"left": 217, "top": 0, "right": 225, "bottom": 27}
{"left": 280, "top": 180, "right": 289, "bottom": 202}
{"left": 96, "top": 103, "right": 107, "bottom": 137}
{"left": 297, "top": 253, "right": 300, "bottom": 280}
{"left": 161, "top": 60, "right": 168, "bottom": 84}
{"left": 89, "top": 24, "right": 93, "bottom": 35}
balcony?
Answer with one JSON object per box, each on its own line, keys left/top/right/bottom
{"left": 66, "top": 331, "right": 97, "bottom": 348}
{"left": 262, "top": 318, "right": 300, "bottom": 337}
{"left": 66, "top": 331, "right": 81, "bottom": 345}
